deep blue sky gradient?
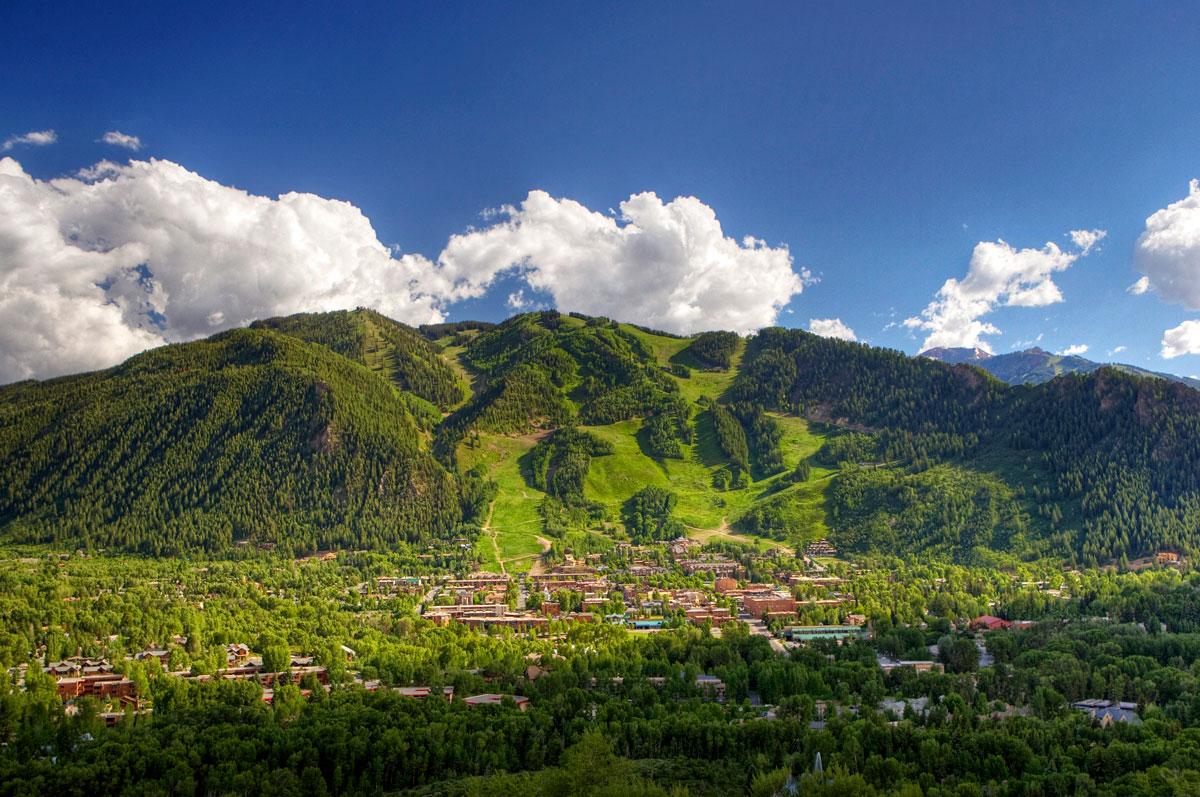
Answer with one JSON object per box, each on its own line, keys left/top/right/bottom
{"left": 3, "top": 1, "right": 1199, "bottom": 368}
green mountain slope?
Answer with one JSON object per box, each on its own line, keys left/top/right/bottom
{"left": 455, "top": 319, "right": 829, "bottom": 571}
{"left": 734, "top": 327, "right": 1200, "bottom": 563}
{"left": 252, "top": 309, "right": 467, "bottom": 410}
{"left": 0, "top": 328, "right": 463, "bottom": 554}
{"left": 437, "top": 312, "right": 692, "bottom": 461}
{"left": 5, "top": 310, "right": 1200, "bottom": 567}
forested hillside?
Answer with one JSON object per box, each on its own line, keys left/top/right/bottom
{"left": 734, "top": 327, "right": 1200, "bottom": 564}
{"left": 251, "top": 309, "right": 466, "bottom": 410}
{"left": 0, "top": 328, "right": 464, "bottom": 554}
{"left": 3, "top": 310, "right": 1200, "bottom": 565}
{"left": 436, "top": 312, "right": 691, "bottom": 461}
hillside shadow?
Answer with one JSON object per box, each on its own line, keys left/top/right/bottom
{"left": 516, "top": 444, "right": 540, "bottom": 492}
{"left": 667, "top": 348, "right": 710, "bottom": 371}
{"left": 634, "top": 422, "right": 674, "bottom": 476}
{"left": 691, "top": 409, "right": 729, "bottom": 468}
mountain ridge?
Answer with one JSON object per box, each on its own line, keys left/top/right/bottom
{"left": 919, "top": 345, "right": 1200, "bottom": 389}
{"left": 4, "top": 310, "right": 1200, "bottom": 566}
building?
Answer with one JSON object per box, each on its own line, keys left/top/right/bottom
{"left": 713, "top": 577, "right": 739, "bottom": 594}
{"left": 1074, "top": 699, "right": 1141, "bottom": 725}
{"left": 804, "top": 540, "right": 838, "bottom": 558}
{"left": 226, "top": 643, "right": 251, "bottom": 663}
{"left": 55, "top": 673, "right": 137, "bottom": 700}
{"left": 694, "top": 674, "right": 726, "bottom": 700}
{"left": 445, "top": 574, "right": 511, "bottom": 591}
{"left": 970, "top": 615, "right": 1012, "bottom": 632}
{"left": 424, "top": 603, "right": 508, "bottom": 620}
{"left": 879, "top": 697, "right": 930, "bottom": 717}
{"left": 743, "top": 593, "right": 797, "bottom": 619}
{"left": 783, "top": 625, "right": 869, "bottom": 644}
{"left": 463, "top": 694, "right": 530, "bottom": 711}
{"left": 458, "top": 614, "right": 549, "bottom": 631}
{"left": 879, "top": 659, "right": 943, "bottom": 674}
{"left": 134, "top": 649, "right": 170, "bottom": 665}
{"left": 668, "top": 537, "right": 700, "bottom": 559}
{"left": 678, "top": 559, "right": 741, "bottom": 577}
{"left": 376, "top": 576, "right": 424, "bottom": 594}
{"left": 685, "top": 606, "right": 733, "bottom": 626}
{"left": 396, "top": 686, "right": 455, "bottom": 701}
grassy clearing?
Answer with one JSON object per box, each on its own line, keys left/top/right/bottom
{"left": 457, "top": 433, "right": 547, "bottom": 572}
{"left": 618, "top": 323, "right": 691, "bottom": 363}
{"left": 433, "top": 337, "right": 476, "bottom": 411}
{"left": 618, "top": 323, "right": 742, "bottom": 404}
{"left": 583, "top": 411, "right": 833, "bottom": 550}
{"left": 461, "top": 412, "right": 835, "bottom": 567}
{"left": 455, "top": 323, "right": 840, "bottom": 565}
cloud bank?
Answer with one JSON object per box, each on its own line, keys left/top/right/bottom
{"left": 0, "top": 159, "right": 808, "bottom": 383}
{"left": 808, "top": 318, "right": 857, "bottom": 341}
{"left": 0, "top": 157, "right": 446, "bottom": 382}
{"left": 437, "top": 190, "right": 806, "bottom": 336}
{"left": 904, "top": 230, "right": 1104, "bottom": 352}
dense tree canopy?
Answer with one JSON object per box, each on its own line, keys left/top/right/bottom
{"left": 0, "top": 329, "right": 463, "bottom": 554}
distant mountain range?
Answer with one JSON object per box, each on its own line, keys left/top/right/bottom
{"left": 919, "top": 346, "right": 1200, "bottom": 390}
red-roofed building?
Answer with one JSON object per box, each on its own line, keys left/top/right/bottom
{"left": 970, "top": 615, "right": 1012, "bottom": 631}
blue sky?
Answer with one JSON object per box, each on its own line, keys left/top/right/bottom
{"left": 2, "top": 1, "right": 1200, "bottom": 381}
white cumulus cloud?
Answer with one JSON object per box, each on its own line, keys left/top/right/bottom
{"left": 904, "top": 229, "right": 1103, "bottom": 352}
{"left": 2, "top": 130, "right": 57, "bottom": 151}
{"left": 1162, "top": 320, "right": 1200, "bottom": 359}
{"left": 1060, "top": 344, "right": 1088, "bottom": 356}
{"left": 1108, "top": 345, "right": 1127, "bottom": 356}
{"left": 808, "top": 318, "right": 857, "bottom": 341}
{"left": 437, "top": 190, "right": 806, "bottom": 335}
{"left": 0, "top": 156, "right": 447, "bottom": 382}
{"left": 101, "top": 131, "right": 142, "bottom": 151}
{"left": 1128, "top": 275, "right": 1151, "bottom": 295}
{"left": 1070, "top": 228, "right": 1106, "bottom": 255}
{"left": 1135, "top": 180, "right": 1200, "bottom": 308}
{"left": 0, "top": 159, "right": 813, "bottom": 384}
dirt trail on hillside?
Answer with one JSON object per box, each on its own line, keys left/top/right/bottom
{"left": 481, "top": 501, "right": 504, "bottom": 575}
{"left": 684, "top": 516, "right": 792, "bottom": 553}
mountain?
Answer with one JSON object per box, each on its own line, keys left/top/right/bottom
{"left": 434, "top": 311, "right": 691, "bottom": 460}
{"left": 251, "top": 308, "right": 467, "bottom": 410}
{"left": 738, "top": 328, "right": 1200, "bottom": 563}
{"left": 919, "top": 346, "right": 1200, "bottom": 389}
{"left": 917, "top": 346, "right": 993, "bottom": 365}
{"left": 0, "top": 326, "right": 463, "bottom": 554}
{"left": 5, "top": 309, "right": 1200, "bottom": 566}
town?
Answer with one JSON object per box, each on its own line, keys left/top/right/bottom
{"left": 15, "top": 535, "right": 1183, "bottom": 740}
